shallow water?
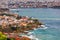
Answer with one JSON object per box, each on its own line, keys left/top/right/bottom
{"left": 10, "top": 8, "right": 60, "bottom": 40}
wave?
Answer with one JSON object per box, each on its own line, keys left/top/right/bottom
{"left": 28, "top": 32, "right": 33, "bottom": 35}
{"left": 23, "top": 25, "right": 48, "bottom": 40}
{"left": 41, "top": 25, "right": 48, "bottom": 28}
{"left": 34, "top": 28, "right": 37, "bottom": 30}
{"left": 21, "top": 32, "right": 39, "bottom": 40}
{"left": 39, "top": 27, "right": 48, "bottom": 29}
{"left": 37, "top": 25, "right": 48, "bottom": 30}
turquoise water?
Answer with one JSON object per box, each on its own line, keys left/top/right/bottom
{"left": 33, "top": 20, "right": 60, "bottom": 40}
{"left": 10, "top": 8, "right": 60, "bottom": 40}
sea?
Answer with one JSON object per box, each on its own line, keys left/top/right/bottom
{"left": 10, "top": 8, "right": 60, "bottom": 40}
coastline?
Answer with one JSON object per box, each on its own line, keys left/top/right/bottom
{"left": 0, "top": 8, "right": 45, "bottom": 40}
{"left": 0, "top": 8, "right": 60, "bottom": 40}
{"left": 10, "top": 8, "right": 60, "bottom": 40}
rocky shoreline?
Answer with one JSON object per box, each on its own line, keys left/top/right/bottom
{"left": 0, "top": 8, "right": 44, "bottom": 40}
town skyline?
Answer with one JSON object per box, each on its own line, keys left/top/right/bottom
{"left": 0, "top": 0, "right": 60, "bottom": 8}
{"left": 0, "top": 0, "right": 60, "bottom": 2}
